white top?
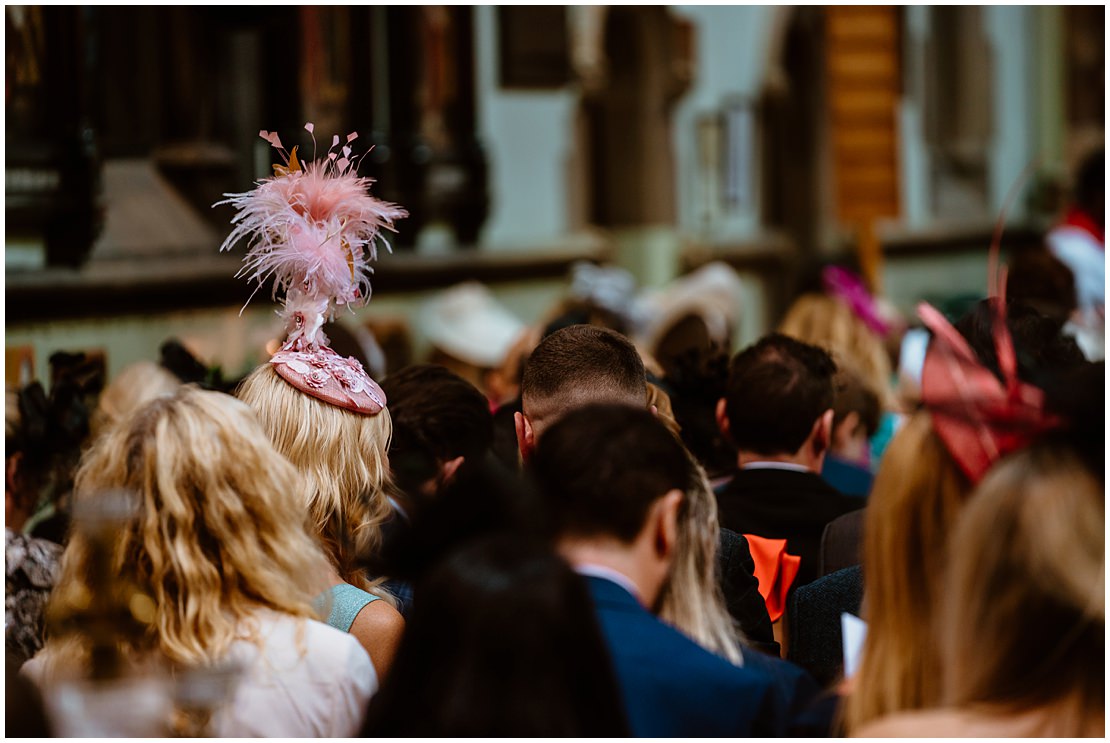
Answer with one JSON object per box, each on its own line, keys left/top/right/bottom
{"left": 1047, "top": 224, "right": 1104, "bottom": 313}
{"left": 24, "top": 609, "right": 376, "bottom": 737}
{"left": 212, "top": 609, "right": 376, "bottom": 737}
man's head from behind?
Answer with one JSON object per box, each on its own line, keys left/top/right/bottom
{"left": 381, "top": 364, "right": 493, "bottom": 501}
{"left": 532, "top": 404, "right": 692, "bottom": 607}
{"left": 717, "top": 333, "right": 838, "bottom": 469}
{"left": 516, "top": 325, "right": 647, "bottom": 458}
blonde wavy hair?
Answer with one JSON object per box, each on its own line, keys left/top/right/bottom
{"left": 41, "top": 387, "right": 332, "bottom": 675}
{"left": 779, "top": 293, "right": 894, "bottom": 410}
{"left": 658, "top": 456, "right": 744, "bottom": 666}
{"left": 91, "top": 360, "right": 182, "bottom": 439}
{"left": 843, "top": 410, "right": 972, "bottom": 731}
{"left": 237, "top": 364, "right": 394, "bottom": 598}
{"left": 938, "top": 443, "right": 1103, "bottom": 734}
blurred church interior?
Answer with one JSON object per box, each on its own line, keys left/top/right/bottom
{"left": 5, "top": 6, "right": 1104, "bottom": 384}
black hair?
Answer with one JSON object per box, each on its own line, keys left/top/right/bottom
{"left": 723, "top": 333, "right": 837, "bottom": 456}
{"left": 953, "top": 298, "right": 1087, "bottom": 389}
{"left": 379, "top": 364, "right": 494, "bottom": 499}
{"left": 662, "top": 343, "right": 737, "bottom": 479}
{"left": 1074, "top": 148, "right": 1104, "bottom": 218}
{"left": 7, "top": 379, "right": 92, "bottom": 541}
{"left": 364, "top": 452, "right": 544, "bottom": 583}
{"left": 531, "top": 403, "right": 694, "bottom": 543}
{"left": 363, "top": 535, "right": 629, "bottom": 737}
{"left": 1005, "top": 249, "right": 1078, "bottom": 332}
{"left": 521, "top": 324, "right": 645, "bottom": 408}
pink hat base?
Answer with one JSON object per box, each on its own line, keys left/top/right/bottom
{"left": 270, "top": 342, "right": 386, "bottom": 415}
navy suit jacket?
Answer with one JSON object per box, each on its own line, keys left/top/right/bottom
{"left": 585, "top": 576, "right": 782, "bottom": 737}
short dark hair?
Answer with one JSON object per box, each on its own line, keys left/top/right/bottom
{"left": 380, "top": 364, "right": 493, "bottom": 493}
{"left": 521, "top": 325, "right": 646, "bottom": 421}
{"left": 832, "top": 367, "right": 881, "bottom": 439}
{"left": 953, "top": 299, "right": 1086, "bottom": 388}
{"left": 531, "top": 404, "right": 693, "bottom": 543}
{"left": 724, "top": 333, "right": 837, "bottom": 456}
{"left": 1007, "top": 249, "right": 1077, "bottom": 329}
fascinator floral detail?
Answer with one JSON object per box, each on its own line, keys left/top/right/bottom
{"left": 215, "top": 124, "right": 407, "bottom": 415}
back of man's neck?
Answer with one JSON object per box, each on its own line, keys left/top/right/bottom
{"left": 557, "top": 539, "right": 658, "bottom": 608}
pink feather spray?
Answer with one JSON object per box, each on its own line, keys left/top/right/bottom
{"left": 215, "top": 125, "right": 408, "bottom": 330}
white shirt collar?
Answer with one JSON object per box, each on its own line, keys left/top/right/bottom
{"left": 741, "top": 461, "right": 813, "bottom": 474}
{"left": 573, "top": 563, "right": 643, "bottom": 604}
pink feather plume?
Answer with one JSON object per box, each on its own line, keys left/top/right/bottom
{"left": 215, "top": 126, "right": 408, "bottom": 317}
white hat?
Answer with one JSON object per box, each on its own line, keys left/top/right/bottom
{"left": 634, "top": 262, "right": 744, "bottom": 352}
{"left": 420, "top": 282, "right": 526, "bottom": 369}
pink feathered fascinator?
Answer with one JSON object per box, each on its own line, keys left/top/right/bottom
{"left": 215, "top": 124, "right": 407, "bottom": 415}
{"left": 821, "top": 265, "right": 892, "bottom": 338}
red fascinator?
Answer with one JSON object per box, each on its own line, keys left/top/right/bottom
{"left": 918, "top": 169, "right": 1060, "bottom": 483}
{"left": 215, "top": 124, "right": 406, "bottom": 415}
{"left": 918, "top": 298, "right": 1060, "bottom": 484}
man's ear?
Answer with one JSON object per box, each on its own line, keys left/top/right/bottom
{"left": 833, "top": 411, "right": 861, "bottom": 451}
{"left": 715, "top": 398, "right": 731, "bottom": 441}
{"left": 439, "top": 455, "right": 465, "bottom": 485}
{"left": 652, "top": 489, "right": 684, "bottom": 562}
{"left": 514, "top": 411, "right": 536, "bottom": 463}
{"left": 812, "top": 409, "right": 835, "bottom": 457}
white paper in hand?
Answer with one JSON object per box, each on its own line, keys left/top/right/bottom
{"left": 841, "top": 612, "right": 868, "bottom": 678}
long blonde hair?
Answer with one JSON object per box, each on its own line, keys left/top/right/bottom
{"left": 939, "top": 443, "right": 1103, "bottom": 733}
{"left": 844, "top": 410, "right": 972, "bottom": 731}
{"left": 658, "top": 457, "right": 744, "bottom": 666}
{"left": 237, "top": 364, "right": 394, "bottom": 596}
{"left": 42, "top": 387, "right": 332, "bottom": 674}
{"left": 779, "top": 293, "right": 894, "bottom": 410}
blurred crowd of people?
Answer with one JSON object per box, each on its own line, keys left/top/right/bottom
{"left": 6, "top": 150, "right": 1105, "bottom": 738}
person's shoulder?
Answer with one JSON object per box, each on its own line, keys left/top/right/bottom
{"left": 247, "top": 608, "right": 373, "bottom": 668}
{"left": 349, "top": 597, "right": 405, "bottom": 647}
{"left": 854, "top": 709, "right": 976, "bottom": 738}
{"left": 643, "top": 611, "right": 769, "bottom": 690}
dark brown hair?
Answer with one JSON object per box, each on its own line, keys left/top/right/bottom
{"left": 532, "top": 403, "right": 693, "bottom": 543}
{"left": 724, "top": 333, "right": 837, "bottom": 455}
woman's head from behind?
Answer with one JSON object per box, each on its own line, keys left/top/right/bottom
{"left": 91, "top": 360, "right": 181, "bottom": 439}
{"left": 847, "top": 409, "right": 972, "bottom": 728}
{"left": 780, "top": 292, "right": 894, "bottom": 411}
{"left": 53, "top": 387, "right": 330, "bottom": 670}
{"left": 940, "top": 443, "right": 1103, "bottom": 727}
{"left": 236, "top": 363, "right": 393, "bottom": 590}
{"left": 364, "top": 535, "right": 628, "bottom": 737}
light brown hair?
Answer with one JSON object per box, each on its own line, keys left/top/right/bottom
{"left": 844, "top": 410, "right": 972, "bottom": 731}
{"left": 91, "top": 360, "right": 181, "bottom": 439}
{"left": 939, "top": 443, "right": 1103, "bottom": 733}
{"left": 779, "top": 293, "right": 894, "bottom": 410}
{"left": 658, "top": 456, "right": 744, "bottom": 665}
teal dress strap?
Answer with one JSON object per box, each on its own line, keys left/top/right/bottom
{"left": 315, "top": 583, "right": 380, "bottom": 633}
